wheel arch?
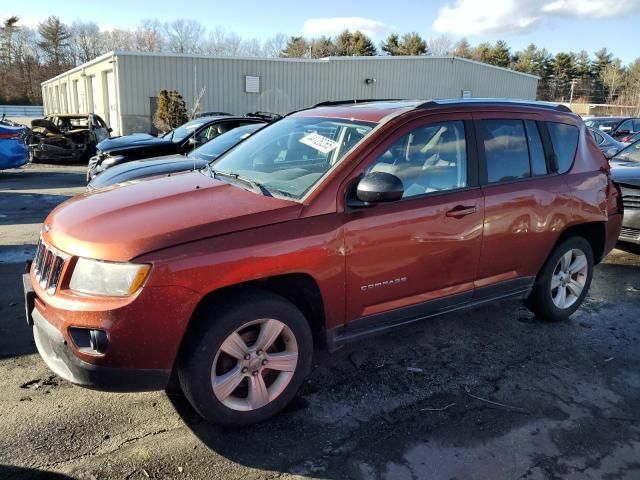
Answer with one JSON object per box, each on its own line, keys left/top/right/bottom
{"left": 553, "top": 221, "right": 606, "bottom": 265}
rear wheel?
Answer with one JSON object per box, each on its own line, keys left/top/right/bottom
{"left": 526, "top": 237, "right": 594, "bottom": 321}
{"left": 178, "top": 292, "right": 312, "bottom": 426}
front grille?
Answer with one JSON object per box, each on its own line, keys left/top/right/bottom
{"left": 622, "top": 194, "right": 640, "bottom": 210}
{"left": 33, "top": 238, "right": 66, "bottom": 295}
{"left": 620, "top": 226, "right": 640, "bottom": 242}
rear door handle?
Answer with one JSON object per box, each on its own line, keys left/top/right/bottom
{"left": 446, "top": 205, "right": 477, "bottom": 218}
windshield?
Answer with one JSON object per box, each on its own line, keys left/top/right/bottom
{"left": 191, "top": 124, "right": 263, "bottom": 161}
{"left": 613, "top": 141, "right": 640, "bottom": 163}
{"left": 209, "top": 116, "right": 376, "bottom": 199}
{"left": 164, "top": 119, "right": 206, "bottom": 143}
{"left": 584, "top": 118, "right": 620, "bottom": 130}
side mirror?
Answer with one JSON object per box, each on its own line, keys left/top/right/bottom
{"left": 356, "top": 171, "right": 404, "bottom": 203}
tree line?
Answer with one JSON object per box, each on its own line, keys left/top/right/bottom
{"left": 1, "top": 15, "right": 639, "bottom": 108}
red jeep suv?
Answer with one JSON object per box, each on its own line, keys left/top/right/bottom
{"left": 24, "top": 99, "right": 623, "bottom": 426}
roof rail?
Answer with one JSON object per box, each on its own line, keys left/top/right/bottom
{"left": 312, "top": 99, "right": 405, "bottom": 107}
{"left": 415, "top": 98, "right": 574, "bottom": 113}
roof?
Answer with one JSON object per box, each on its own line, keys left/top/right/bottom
{"left": 293, "top": 98, "right": 574, "bottom": 123}
{"left": 41, "top": 51, "right": 539, "bottom": 85}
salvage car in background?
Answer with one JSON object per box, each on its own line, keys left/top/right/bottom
{"left": 27, "top": 113, "right": 111, "bottom": 163}
{"left": 588, "top": 127, "right": 625, "bottom": 158}
{"left": 87, "top": 115, "right": 268, "bottom": 181}
{"left": 87, "top": 123, "right": 265, "bottom": 190}
{"left": 610, "top": 141, "right": 640, "bottom": 245}
{"left": 584, "top": 116, "right": 640, "bottom": 140}
{"left": 0, "top": 122, "right": 29, "bottom": 170}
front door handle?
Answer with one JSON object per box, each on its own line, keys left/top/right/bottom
{"left": 446, "top": 205, "right": 477, "bottom": 218}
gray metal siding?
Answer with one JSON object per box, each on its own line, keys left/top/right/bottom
{"left": 47, "top": 53, "right": 538, "bottom": 135}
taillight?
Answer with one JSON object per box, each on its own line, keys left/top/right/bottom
{"left": 0, "top": 132, "right": 21, "bottom": 139}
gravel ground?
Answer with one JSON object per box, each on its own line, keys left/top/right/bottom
{"left": 1, "top": 164, "right": 639, "bottom": 480}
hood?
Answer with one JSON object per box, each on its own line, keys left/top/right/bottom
{"left": 44, "top": 171, "right": 302, "bottom": 262}
{"left": 97, "top": 133, "right": 171, "bottom": 152}
{"left": 88, "top": 154, "right": 207, "bottom": 190}
{"left": 610, "top": 161, "right": 640, "bottom": 187}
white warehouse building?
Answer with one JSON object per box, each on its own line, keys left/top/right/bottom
{"left": 41, "top": 51, "right": 539, "bottom": 136}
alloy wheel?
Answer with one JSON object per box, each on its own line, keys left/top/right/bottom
{"left": 550, "top": 248, "right": 589, "bottom": 309}
{"left": 211, "top": 318, "right": 298, "bottom": 411}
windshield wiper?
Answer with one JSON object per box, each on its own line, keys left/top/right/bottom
{"left": 209, "top": 169, "right": 272, "bottom": 197}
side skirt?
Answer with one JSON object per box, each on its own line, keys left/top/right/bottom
{"left": 327, "top": 277, "right": 535, "bottom": 352}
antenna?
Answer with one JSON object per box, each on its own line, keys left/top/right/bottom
{"left": 193, "top": 62, "right": 197, "bottom": 171}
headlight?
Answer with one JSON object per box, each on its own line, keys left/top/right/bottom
{"left": 69, "top": 258, "right": 151, "bottom": 296}
{"left": 101, "top": 155, "right": 126, "bottom": 167}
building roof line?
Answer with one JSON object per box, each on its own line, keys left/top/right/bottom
{"left": 41, "top": 51, "right": 539, "bottom": 86}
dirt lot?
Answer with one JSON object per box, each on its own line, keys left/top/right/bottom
{"left": 1, "top": 164, "right": 639, "bottom": 480}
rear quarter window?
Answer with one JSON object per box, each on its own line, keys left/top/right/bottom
{"left": 547, "top": 122, "right": 579, "bottom": 174}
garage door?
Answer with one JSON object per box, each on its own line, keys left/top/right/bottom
{"left": 106, "top": 71, "right": 119, "bottom": 135}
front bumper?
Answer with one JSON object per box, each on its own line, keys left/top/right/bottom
{"left": 619, "top": 185, "right": 640, "bottom": 245}
{"left": 24, "top": 261, "right": 201, "bottom": 392}
{"left": 31, "top": 305, "right": 171, "bottom": 392}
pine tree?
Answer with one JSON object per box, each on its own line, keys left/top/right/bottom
{"left": 280, "top": 36, "right": 310, "bottom": 58}
{"left": 153, "top": 89, "right": 171, "bottom": 132}
{"left": 452, "top": 38, "right": 472, "bottom": 58}
{"left": 472, "top": 42, "right": 492, "bottom": 63}
{"left": 380, "top": 33, "right": 402, "bottom": 56}
{"left": 37, "top": 16, "right": 71, "bottom": 68}
{"left": 490, "top": 40, "right": 511, "bottom": 68}
{"left": 310, "top": 36, "right": 336, "bottom": 58}
{"left": 401, "top": 33, "right": 427, "bottom": 56}
{"left": 335, "top": 30, "right": 376, "bottom": 56}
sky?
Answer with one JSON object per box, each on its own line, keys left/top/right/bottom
{"left": 4, "top": 0, "right": 640, "bottom": 63}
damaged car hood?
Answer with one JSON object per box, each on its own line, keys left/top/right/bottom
{"left": 97, "top": 133, "right": 171, "bottom": 153}
{"left": 42, "top": 171, "right": 302, "bottom": 262}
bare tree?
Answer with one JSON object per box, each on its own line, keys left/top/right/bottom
{"left": 601, "top": 61, "right": 624, "bottom": 103}
{"left": 164, "top": 19, "right": 205, "bottom": 54}
{"left": 428, "top": 35, "right": 453, "bottom": 56}
{"left": 102, "top": 28, "right": 135, "bottom": 52}
{"left": 135, "top": 19, "right": 164, "bottom": 52}
{"left": 70, "top": 21, "right": 105, "bottom": 64}
{"left": 262, "top": 33, "right": 288, "bottom": 57}
{"left": 242, "top": 38, "right": 263, "bottom": 57}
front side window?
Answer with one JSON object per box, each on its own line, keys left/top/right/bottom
{"left": 617, "top": 119, "right": 633, "bottom": 133}
{"left": 547, "top": 122, "right": 579, "bottom": 174}
{"left": 589, "top": 129, "right": 605, "bottom": 145}
{"left": 366, "top": 121, "right": 468, "bottom": 198}
{"left": 480, "top": 119, "right": 530, "bottom": 183}
{"left": 210, "top": 116, "right": 376, "bottom": 199}
{"left": 167, "top": 119, "right": 206, "bottom": 143}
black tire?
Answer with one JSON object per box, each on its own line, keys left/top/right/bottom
{"left": 526, "top": 236, "right": 594, "bottom": 322}
{"left": 177, "top": 291, "right": 313, "bottom": 427}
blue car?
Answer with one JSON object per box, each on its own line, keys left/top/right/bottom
{"left": 0, "top": 123, "right": 29, "bottom": 170}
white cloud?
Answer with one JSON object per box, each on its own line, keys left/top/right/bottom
{"left": 541, "top": 0, "right": 631, "bottom": 17}
{"left": 303, "top": 17, "right": 395, "bottom": 38}
{"left": 433, "top": 0, "right": 640, "bottom": 36}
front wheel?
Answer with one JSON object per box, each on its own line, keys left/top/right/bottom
{"left": 178, "top": 292, "right": 312, "bottom": 426}
{"left": 526, "top": 237, "right": 594, "bottom": 322}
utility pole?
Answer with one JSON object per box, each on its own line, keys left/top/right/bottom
{"left": 569, "top": 78, "right": 577, "bottom": 105}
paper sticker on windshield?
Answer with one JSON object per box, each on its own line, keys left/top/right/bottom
{"left": 299, "top": 132, "right": 338, "bottom": 154}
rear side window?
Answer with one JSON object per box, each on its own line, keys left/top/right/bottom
{"left": 480, "top": 120, "right": 530, "bottom": 183}
{"left": 547, "top": 122, "right": 579, "bottom": 174}
{"left": 524, "top": 121, "right": 547, "bottom": 176}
